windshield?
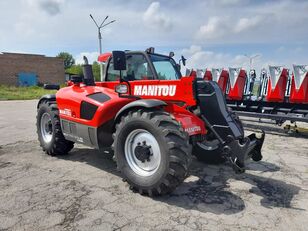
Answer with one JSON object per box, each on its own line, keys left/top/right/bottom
{"left": 149, "top": 54, "right": 181, "bottom": 80}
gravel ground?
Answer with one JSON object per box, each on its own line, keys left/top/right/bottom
{"left": 0, "top": 100, "right": 307, "bottom": 231}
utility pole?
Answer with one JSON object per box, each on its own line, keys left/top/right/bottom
{"left": 244, "top": 54, "right": 260, "bottom": 96}
{"left": 244, "top": 54, "right": 260, "bottom": 70}
{"left": 90, "top": 14, "right": 115, "bottom": 81}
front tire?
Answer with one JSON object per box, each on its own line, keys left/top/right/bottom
{"left": 37, "top": 101, "right": 74, "bottom": 155}
{"left": 113, "top": 109, "right": 192, "bottom": 196}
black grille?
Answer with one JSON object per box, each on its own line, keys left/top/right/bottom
{"left": 87, "top": 92, "right": 110, "bottom": 103}
{"left": 80, "top": 101, "right": 98, "bottom": 120}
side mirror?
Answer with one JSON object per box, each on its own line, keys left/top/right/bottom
{"left": 112, "top": 51, "right": 126, "bottom": 71}
{"left": 43, "top": 84, "right": 60, "bottom": 90}
{"left": 181, "top": 55, "right": 186, "bottom": 66}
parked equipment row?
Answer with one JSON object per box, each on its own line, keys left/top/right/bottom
{"left": 188, "top": 65, "right": 308, "bottom": 123}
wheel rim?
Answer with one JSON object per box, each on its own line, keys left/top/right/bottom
{"left": 40, "top": 112, "right": 53, "bottom": 143}
{"left": 124, "top": 129, "right": 161, "bottom": 177}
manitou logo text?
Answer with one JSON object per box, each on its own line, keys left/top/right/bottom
{"left": 134, "top": 85, "right": 177, "bottom": 97}
{"left": 59, "top": 109, "right": 72, "bottom": 117}
{"left": 185, "top": 126, "right": 201, "bottom": 134}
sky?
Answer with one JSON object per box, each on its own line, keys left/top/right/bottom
{"left": 1, "top": 0, "right": 308, "bottom": 74}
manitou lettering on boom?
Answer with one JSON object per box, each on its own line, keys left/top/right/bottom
{"left": 134, "top": 85, "right": 177, "bottom": 96}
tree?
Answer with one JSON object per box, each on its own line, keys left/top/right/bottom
{"left": 66, "top": 64, "right": 83, "bottom": 76}
{"left": 92, "top": 61, "right": 101, "bottom": 81}
{"left": 57, "top": 52, "right": 75, "bottom": 69}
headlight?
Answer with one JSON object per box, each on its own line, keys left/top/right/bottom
{"left": 115, "top": 84, "right": 128, "bottom": 94}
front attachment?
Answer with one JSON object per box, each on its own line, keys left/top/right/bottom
{"left": 222, "top": 131, "right": 265, "bottom": 173}
{"left": 196, "top": 80, "right": 265, "bottom": 173}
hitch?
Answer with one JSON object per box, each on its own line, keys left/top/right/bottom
{"left": 196, "top": 80, "right": 266, "bottom": 173}
{"left": 222, "top": 131, "right": 265, "bottom": 173}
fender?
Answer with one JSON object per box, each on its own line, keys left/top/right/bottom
{"left": 37, "top": 94, "right": 56, "bottom": 108}
{"left": 115, "top": 99, "right": 167, "bottom": 122}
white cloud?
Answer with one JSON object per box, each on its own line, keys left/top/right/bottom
{"left": 143, "top": 2, "right": 172, "bottom": 31}
{"left": 181, "top": 45, "right": 263, "bottom": 71}
{"left": 197, "top": 15, "right": 265, "bottom": 40}
{"left": 215, "top": 0, "right": 249, "bottom": 6}
{"left": 197, "top": 17, "right": 231, "bottom": 39}
{"left": 234, "top": 16, "right": 264, "bottom": 33}
{"left": 75, "top": 51, "right": 100, "bottom": 64}
{"left": 182, "top": 45, "right": 203, "bottom": 56}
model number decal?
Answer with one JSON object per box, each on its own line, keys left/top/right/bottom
{"left": 134, "top": 85, "right": 177, "bottom": 97}
{"left": 59, "top": 109, "right": 72, "bottom": 117}
{"left": 185, "top": 126, "right": 201, "bottom": 133}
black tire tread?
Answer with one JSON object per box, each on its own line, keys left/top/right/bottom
{"left": 37, "top": 100, "right": 74, "bottom": 156}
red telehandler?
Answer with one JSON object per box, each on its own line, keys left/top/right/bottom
{"left": 37, "top": 48, "right": 265, "bottom": 196}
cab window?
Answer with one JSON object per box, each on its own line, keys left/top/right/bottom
{"left": 150, "top": 54, "right": 181, "bottom": 80}
{"left": 106, "top": 54, "right": 154, "bottom": 81}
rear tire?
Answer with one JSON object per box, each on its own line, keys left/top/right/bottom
{"left": 113, "top": 109, "right": 192, "bottom": 196}
{"left": 37, "top": 101, "right": 74, "bottom": 155}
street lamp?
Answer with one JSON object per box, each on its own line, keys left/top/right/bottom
{"left": 244, "top": 54, "right": 261, "bottom": 96}
{"left": 244, "top": 54, "right": 260, "bottom": 70}
{"left": 90, "top": 14, "right": 116, "bottom": 81}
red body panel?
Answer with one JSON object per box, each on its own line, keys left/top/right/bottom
{"left": 56, "top": 85, "right": 133, "bottom": 127}
{"left": 204, "top": 69, "right": 212, "bottom": 81}
{"left": 266, "top": 68, "right": 288, "bottom": 102}
{"left": 218, "top": 70, "right": 229, "bottom": 94}
{"left": 205, "top": 69, "right": 229, "bottom": 93}
{"left": 290, "top": 72, "right": 308, "bottom": 104}
{"left": 57, "top": 76, "right": 206, "bottom": 136}
{"left": 98, "top": 53, "right": 112, "bottom": 62}
{"left": 227, "top": 69, "right": 247, "bottom": 101}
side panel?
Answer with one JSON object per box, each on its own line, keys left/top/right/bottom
{"left": 219, "top": 70, "right": 229, "bottom": 94}
{"left": 165, "top": 103, "right": 206, "bottom": 136}
{"left": 61, "top": 119, "right": 99, "bottom": 148}
{"left": 97, "top": 76, "right": 197, "bottom": 106}
{"left": 203, "top": 69, "right": 212, "bottom": 81}
{"left": 227, "top": 69, "right": 247, "bottom": 101}
{"left": 56, "top": 85, "right": 134, "bottom": 127}
{"left": 290, "top": 73, "right": 308, "bottom": 103}
{"left": 266, "top": 68, "right": 288, "bottom": 102}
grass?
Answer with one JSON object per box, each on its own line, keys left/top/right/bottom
{"left": 0, "top": 85, "right": 57, "bottom": 100}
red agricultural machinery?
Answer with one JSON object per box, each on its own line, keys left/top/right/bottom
{"left": 200, "top": 65, "right": 308, "bottom": 124}
{"left": 37, "top": 48, "right": 265, "bottom": 196}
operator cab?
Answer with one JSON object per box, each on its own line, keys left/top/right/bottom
{"left": 103, "top": 48, "right": 182, "bottom": 82}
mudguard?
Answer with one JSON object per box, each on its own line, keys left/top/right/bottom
{"left": 37, "top": 94, "right": 56, "bottom": 108}
{"left": 114, "top": 99, "right": 167, "bottom": 122}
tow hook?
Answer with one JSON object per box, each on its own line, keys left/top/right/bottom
{"left": 228, "top": 157, "right": 245, "bottom": 174}
{"left": 222, "top": 145, "right": 245, "bottom": 174}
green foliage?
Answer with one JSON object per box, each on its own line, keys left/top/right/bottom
{"left": 57, "top": 52, "right": 75, "bottom": 69}
{"left": 92, "top": 61, "right": 101, "bottom": 81}
{"left": 66, "top": 61, "right": 102, "bottom": 81}
{"left": 0, "top": 85, "right": 57, "bottom": 100}
{"left": 66, "top": 64, "right": 83, "bottom": 76}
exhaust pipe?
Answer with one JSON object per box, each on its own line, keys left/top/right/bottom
{"left": 83, "top": 56, "right": 95, "bottom": 86}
